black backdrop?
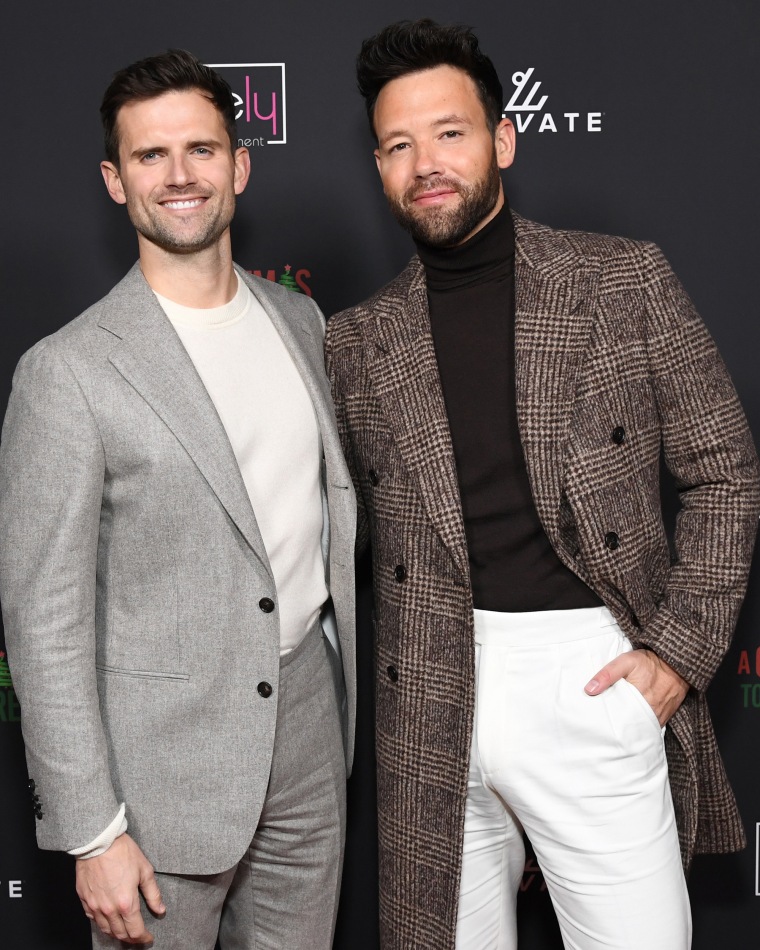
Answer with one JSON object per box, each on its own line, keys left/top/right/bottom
{"left": 2, "top": 1, "right": 759, "bottom": 946}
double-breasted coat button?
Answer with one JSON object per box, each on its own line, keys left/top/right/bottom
{"left": 257, "top": 681, "right": 273, "bottom": 698}
{"left": 611, "top": 426, "right": 626, "bottom": 445}
{"left": 368, "top": 469, "right": 380, "bottom": 486}
{"left": 258, "top": 597, "right": 275, "bottom": 613}
{"left": 394, "top": 565, "right": 407, "bottom": 582}
{"left": 28, "top": 779, "right": 36, "bottom": 792}
{"left": 387, "top": 665, "right": 399, "bottom": 683}
{"left": 604, "top": 531, "right": 620, "bottom": 550}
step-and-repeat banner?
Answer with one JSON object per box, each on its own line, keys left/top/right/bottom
{"left": 1, "top": 1, "right": 758, "bottom": 946}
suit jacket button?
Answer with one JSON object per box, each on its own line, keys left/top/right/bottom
{"left": 604, "top": 531, "right": 620, "bottom": 550}
{"left": 368, "top": 468, "right": 380, "bottom": 486}
{"left": 28, "top": 779, "right": 36, "bottom": 792}
{"left": 611, "top": 426, "right": 626, "bottom": 445}
{"left": 394, "top": 565, "right": 407, "bottom": 582}
{"left": 259, "top": 597, "right": 275, "bottom": 613}
{"left": 257, "top": 681, "right": 273, "bottom": 698}
{"left": 387, "top": 665, "right": 398, "bottom": 683}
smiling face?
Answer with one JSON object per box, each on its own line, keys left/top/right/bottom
{"left": 373, "top": 65, "right": 515, "bottom": 247}
{"left": 100, "top": 89, "right": 250, "bottom": 257}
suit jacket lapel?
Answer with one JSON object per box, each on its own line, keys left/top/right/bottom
{"left": 513, "top": 214, "right": 598, "bottom": 548}
{"left": 99, "top": 264, "right": 272, "bottom": 576}
{"left": 361, "top": 261, "right": 469, "bottom": 579}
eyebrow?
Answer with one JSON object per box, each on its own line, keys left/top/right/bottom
{"left": 432, "top": 114, "right": 473, "bottom": 127}
{"left": 186, "top": 139, "right": 226, "bottom": 150}
{"left": 378, "top": 114, "right": 474, "bottom": 147}
{"left": 128, "top": 138, "right": 226, "bottom": 160}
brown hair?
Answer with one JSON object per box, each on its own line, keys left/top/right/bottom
{"left": 100, "top": 49, "right": 237, "bottom": 166}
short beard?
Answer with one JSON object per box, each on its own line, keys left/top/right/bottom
{"left": 134, "top": 217, "right": 228, "bottom": 254}
{"left": 386, "top": 160, "right": 502, "bottom": 248}
{"left": 126, "top": 193, "right": 235, "bottom": 255}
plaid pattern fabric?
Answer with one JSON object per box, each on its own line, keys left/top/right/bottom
{"left": 325, "top": 213, "right": 760, "bottom": 949}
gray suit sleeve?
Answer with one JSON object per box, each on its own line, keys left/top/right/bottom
{"left": 0, "top": 341, "right": 121, "bottom": 850}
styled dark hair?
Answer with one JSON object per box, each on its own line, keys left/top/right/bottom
{"left": 100, "top": 49, "right": 237, "bottom": 165}
{"left": 356, "top": 19, "right": 504, "bottom": 139}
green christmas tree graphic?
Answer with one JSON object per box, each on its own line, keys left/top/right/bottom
{"left": 278, "top": 264, "right": 301, "bottom": 293}
{"left": 0, "top": 651, "right": 13, "bottom": 688}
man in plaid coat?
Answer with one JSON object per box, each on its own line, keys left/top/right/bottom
{"left": 326, "top": 19, "right": 760, "bottom": 950}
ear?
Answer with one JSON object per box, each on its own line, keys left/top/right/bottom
{"left": 374, "top": 147, "right": 381, "bottom": 174}
{"left": 233, "top": 147, "right": 251, "bottom": 195}
{"left": 494, "top": 117, "right": 516, "bottom": 170}
{"left": 100, "top": 161, "right": 127, "bottom": 205}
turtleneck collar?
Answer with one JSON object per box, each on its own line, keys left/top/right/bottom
{"left": 415, "top": 199, "right": 515, "bottom": 292}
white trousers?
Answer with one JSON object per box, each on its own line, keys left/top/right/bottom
{"left": 455, "top": 606, "right": 692, "bottom": 950}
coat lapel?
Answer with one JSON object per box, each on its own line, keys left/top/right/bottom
{"left": 361, "top": 261, "right": 469, "bottom": 579}
{"left": 360, "top": 213, "right": 600, "bottom": 572}
{"left": 513, "top": 214, "right": 599, "bottom": 547}
{"left": 98, "top": 264, "right": 272, "bottom": 576}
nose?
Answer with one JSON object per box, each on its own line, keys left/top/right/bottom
{"left": 164, "top": 153, "right": 196, "bottom": 188}
{"left": 412, "top": 142, "right": 443, "bottom": 179}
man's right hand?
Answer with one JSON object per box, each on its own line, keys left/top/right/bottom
{"left": 75, "top": 833, "right": 165, "bottom": 944}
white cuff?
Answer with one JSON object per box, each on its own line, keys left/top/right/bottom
{"left": 68, "top": 803, "right": 128, "bottom": 859}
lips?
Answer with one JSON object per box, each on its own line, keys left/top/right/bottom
{"left": 415, "top": 188, "right": 455, "bottom": 199}
{"left": 406, "top": 179, "right": 462, "bottom": 207}
{"left": 159, "top": 197, "right": 207, "bottom": 210}
{"left": 413, "top": 189, "right": 457, "bottom": 203}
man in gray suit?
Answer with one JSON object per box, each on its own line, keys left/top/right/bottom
{"left": 0, "top": 50, "right": 356, "bottom": 949}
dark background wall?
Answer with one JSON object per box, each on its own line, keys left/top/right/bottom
{"left": 1, "top": 1, "right": 759, "bottom": 946}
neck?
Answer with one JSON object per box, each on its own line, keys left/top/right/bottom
{"left": 138, "top": 232, "right": 238, "bottom": 308}
{"left": 415, "top": 199, "right": 515, "bottom": 292}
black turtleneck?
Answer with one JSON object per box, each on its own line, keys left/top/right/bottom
{"left": 416, "top": 202, "right": 601, "bottom": 612}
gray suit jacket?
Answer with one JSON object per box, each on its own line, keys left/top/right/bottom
{"left": 0, "top": 264, "right": 356, "bottom": 875}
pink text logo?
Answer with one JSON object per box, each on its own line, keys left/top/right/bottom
{"left": 207, "top": 63, "right": 287, "bottom": 146}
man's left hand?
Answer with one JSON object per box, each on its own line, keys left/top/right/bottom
{"left": 584, "top": 649, "right": 689, "bottom": 726}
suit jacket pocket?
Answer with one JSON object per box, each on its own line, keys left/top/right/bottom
{"left": 95, "top": 664, "right": 189, "bottom": 682}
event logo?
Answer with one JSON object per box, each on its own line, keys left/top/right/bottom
{"left": 0, "top": 880, "right": 23, "bottom": 898}
{"left": 0, "top": 651, "right": 20, "bottom": 724}
{"left": 248, "top": 264, "right": 312, "bottom": 297}
{"left": 736, "top": 645, "right": 760, "bottom": 708}
{"left": 207, "top": 63, "right": 287, "bottom": 147}
{"left": 503, "top": 68, "right": 603, "bottom": 133}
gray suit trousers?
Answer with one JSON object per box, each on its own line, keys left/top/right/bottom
{"left": 92, "top": 621, "right": 346, "bottom": 950}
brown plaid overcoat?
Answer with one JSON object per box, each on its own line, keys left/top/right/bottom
{"left": 325, "top": 213, "right": 760, "bottom": 949}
